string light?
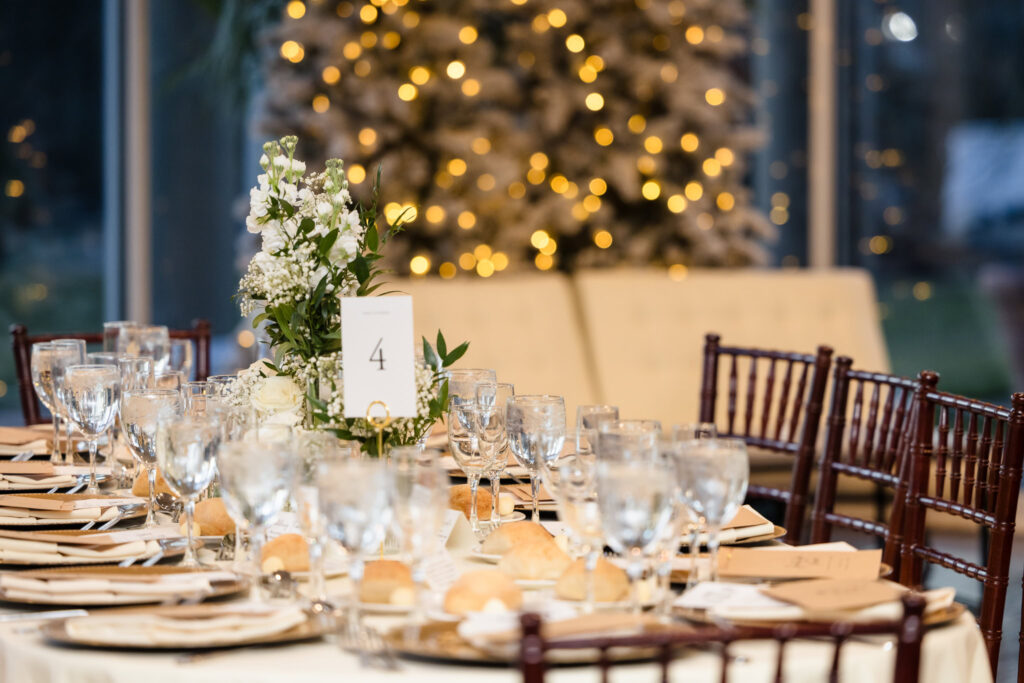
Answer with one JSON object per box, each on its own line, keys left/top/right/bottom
{"left": 322, "top": 66, "right": 341, "bottom": 84}
{"left": 472, "top": 137, "right": 491, "bottom": 155}
{"left": 668, "top": 264, "right": 688, "bottom": 281}
{"left": 409, "top": 66, "right": 430, "bottom": 84}
{"left": 644, "top": 136, "right": 663, "bottom": 154}
{"left": 589, "top": 178, "right": 607, "bottom": 195}
{"left": 397, "top": 83, "right": 418, "bottom": 101}
{"left": 5, "top": 179, "right": 24, "bottom": 197}
{"left": 358, "top": 127, "right": 377, "bottom": 146}
{"left": 382, "top": 31, "right": 401, "bottom": 49}
{"left": 477, "top": 173, "right": 496, "bottom": 191}
{"left": 360, "top": 31, "right": 378, "bottom": 48}
{"left": 680, "top": 133, "right": 699, "bottom": 152}
{"left": 492, "top": 252, "right": 510, "bottom": 271}
{"left": 593, "top": 230, "right": 613, "bottom": 248}
{"left": 446, "top": 60, "right": 466, "bottom": 79}
{"left": 641, "top": 180, "right": 661, "bottom": 200}
{"left": 354, "top": 60, "right": 371, "bottom": 77}
{"left": 425, "top": 205, "right": 446, "bottom": 223}
{"left": 547, "top": 8, "right": 567, "bottom": 27}
{"left": 594, "top": 127, "right": 614, "bottom": 146}
{"left": 348, "top": 164, "right": 366, "bottom": 183}
{"left": 402, "top": 11, "right": 420, "bottom": 27}
{"left": 459, "top": 26, "right": 478, "bottom": 44}
{"left": 477, "top": 259, "right": 496, "bottom": 277}
{"left": 508, "top": 182, "right": 527, "bottom": 198}
{"left": 534, "top": 253, "right": 554, "bottom": 270}
{"left": 684, "top": 181, "right": 703, "bottom": 200}
{"left": 439, "top": 262, "right": 457, "bottom": 279}
{"left": 667, "top": 194, "right": 687, "bottom": 213}
{"left": 578, "top": 65, "right": 597, "bottom": 83}
{"left": 585, "top": 93, "right": 604, "bottom": 111}
{"left": 360, "top": 4, "right": 378, "bottom": 22}
{"left": 343, "top": 42, "right": 362, "bottom": 60}
{"left": 447, "top": 158, "right": 467, "bottom": 176}
{"left": 715, "top": 147, "right": 735, "bottom": 166}
{"left": 685, "top": 26, "right": 704, "bottom": 44}
{"left": 705, "top": 88, "right": 725, "bottom": 106}
{"left": 530, "top": 152, "right": 549, "bottom": 168}
{"left": 458, "top": 253, "right": 477, "bottom": 270}
{"left": 461, "top": 79, "right": 480, "bottom": 96}
{"left": 312, "top": 95, "right": 330, "bottom": 112}
{"left": 286, "top": 2, "right": 306, "bottom": 19}
{"left": 280, "top": 40, "right": 305, "bottom": 62}
{"left": 530, "top": 230, "right": 550, "bottom": 249}
{"left": 566, "top": 34, "right": 585, "bottom": 52}
{"left": 458, "top": 211, "right": 476, "bottom": 229}
{"left": 409, "top": 255, "right": 431, "bottom": 275}
{"left": 582, "top": 194, "right": 601, "bottom": 212}
{"left": 716, "top": 192, "right": 735, "bottom": 211}
{"left": 628, "top": 115, "right": 646, "bottom": 134}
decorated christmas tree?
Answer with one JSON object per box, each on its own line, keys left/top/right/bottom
{"left": 258, "top": 0, "right": 772, "bottom": 277}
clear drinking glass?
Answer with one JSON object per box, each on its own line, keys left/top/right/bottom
{"left": 86, "top": 352, "right": 119, "bottom": 366}
{"left": 476, "top": 382, "right": 514, "bottom": 527}
{"left": 541, "top": 454, "right": 604, "bottom": 613}
{"left": 206, "top": 375, "right": 236, "bottom": 397}
{"left": 447, "top": 399, "right": 497, "bottom": 535}
{"left": 678, "top": 438, "right": 750, "bottom": 582}
{"left": 103, "top": 321, "right": 136, "bottom": 352}
{"left": 157, "top": 416, "right": 221, "bottom": 567}
{"left": 596, "top": 457, "right": 677, "bottom": 614}
{"left": 294, "top": 431, "right": 355, "bottom": 604}
{"left": 506, "top": 395, "right": 566, "bottom": 522}
{"left": 168, "top": 339, "right": 194, "bottom": 380}
{"left": 318, "top": 459, "right": 395, "bottom": 638}
{"left": 62, "top": 365, "right": 121, "bottom": 494}
{"left": 120, "top": 389, "right": 184, "bottom": 526}
{"left": 672, "top": 423, "right": 718, "bottom": 442}
{"left": 671, "top": 424, "right": 718, "bottom": 585}
{"left": 118, "top": 356, "right": 154, "bottom": 393}
{"left": 597, "top": 419, "right": 661, "bottom": 461}
{"left": 49, "top": 340, "right": 87, "bottom": 465}
{"left": 445, "top": 368, "right": 497, "bottom": 401}
{"left": 390, "top": 446, "right": 447, "bottom": 639}
{"left": 154, "top": 371, "right": 185, "bottom": 392}
{"left": 31, "top": 343, "right": 61, "bottom": 463}
{"left": 576, "top": 405, "right": 619, "bottom": 460}
{"left": 117, "top": 325, "right": 171, "bottom": 374}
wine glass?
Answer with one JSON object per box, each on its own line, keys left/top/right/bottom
{"left": 49, "top": 340, "right": 87, "bottom": 465}
{"left": 597, "top": 419, "right": 661, "bottom": 461}
{"left": 157, "top": 415, "right": 220, "bottom": 567}
{"left": 118, "top": 356, "right": 154, "bottom": 393}
{"left": 671, "top": 424, "right": 718, "bottom": 585}
{"left": 61, "top": 365, "right": 120, "bottom": 494}
{"left": 447, "top": 399, "right": 497, "bottom": 535}
{"left": 87, "top": 352, "right": 119, "bottom": 366}
{"left": 121, "top": 389, "right": 184, "bottom": 526}
{"left": 154, "top": 371, "right": 185, "bottom": 392}
{"left": 206, "top": 375, "right": 236, "bottom": 397}
{"left": 541, "top": 454, "right": 604, "bottom": 612}
{"left": 678, "top": 438, "right": 749, "bottom": 582}
{"left": 596, "top": 457, "right": 677, "bottom": 614}
{"left": 31, "top": 343, "right": 62, "bottom": 464}
{"left": 117, "top": 325, "right": 171, "bottom": 374}
{"left": 318, "top": 459, "right": 395, "bottom": 638}
{"left": 218, "top": 439, "right": 298, "bottom": 595}
{"left": 168, "top": 339, "right": 193, "bottom": 380}
{"left": 294, "top": 430, "right": 355, "bottom": 604}
{"left": 506, "top": 395, "right": 566, "bottom": 522}
{"left": 576, "top": 405, "right": 619, "bottom": 460}
{"left": 390, "top": 446, "right": 447, "bottom": 639}
{"left": 445, "top": 369, "right": 496, "bottom": 401}
{"left": 672, "top": 423, "right": 717, "bottom": 442}
{"left": 103, "top": 321, "right": 136, "bottom": 352}
{"left": 476, "top": 382, "right": 514, "bottom": 528}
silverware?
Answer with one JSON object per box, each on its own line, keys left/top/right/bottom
{"left": 11, "top": 451, "right": 33, "bottom": 462}
{"left": 337, "top": 617, "right": 400, "bottom": 670}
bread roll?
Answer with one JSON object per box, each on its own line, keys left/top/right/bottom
{"left": 555, "top": 558, "right": 629, "bottom": 603}
{"left": 480, "top": 520, "right": 552, "bottom": 555}
{"left": 260, "top": 533, "right": 309, "bottom": 573}
{"left": 359, "top": 560, "right": 415, "bottom": 605}
{"left": 448, "top": 484, "right": 493, "bottom": 521}
{"left": 497, "top": 538, "right": 571, "bottom": 580}
{"left": 194, "top": 497, "right": 236, "bottom": 536}
{"left": 132, "top": 469, "right": 174, "bottom": 497}
{"left": 443, "top": 569, "right": 523, "bottom": 616}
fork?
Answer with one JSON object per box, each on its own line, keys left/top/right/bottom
{"left": 337, "top": 618, "right": 400, "bottom": 670}
{"left": 12, "top": 451, "right": 33, "bottom": 462}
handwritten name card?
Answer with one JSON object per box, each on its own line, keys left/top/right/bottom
{"left": 717, "top": 547, "right": 882, "bottom": 580}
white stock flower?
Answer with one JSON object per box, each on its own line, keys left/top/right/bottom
{"left": 245, "top": 214, "right": 261, "bottom": 234}
{"left": 264, "top": 409, "right": 302, "bottom": 427}
{"left": 317, "top": 202, "right": 333, "bottom": 217}
{"left": 261, "top": 224, "right": 286, "bottom": 253}
{"left": 251, "top": 375, "right": 305, "bottom": 414}
{"left": 329, "top": 232, "right": 359, "bottom": 265}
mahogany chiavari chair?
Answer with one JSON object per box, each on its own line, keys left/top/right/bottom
{"left": 698, "top": 333, "right": 834, "bottom": 543}
{"left": 809, "top": 358, "right": 927, "bottom": 578}
{"left": 899, "top": 374, "right": 1024, "bottom": 680}
{"left": 10, "top": 320, "right": 212, "bottom": 425}
{"left": 519, "top": 594, "right": 926, "bottom": 683}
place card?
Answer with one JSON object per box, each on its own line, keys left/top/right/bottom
{"left": 717, "top": 547, "right": 882, "bottom": 580}
{"left": 439, "top": 509, "right": 476, "bottom": 551}
{"left": 421, "top": 551, "right": 460, "bottom": 592}
{"left": 340, "top": 296, "right": 417, "bottom": 418}
{"left": 761, "top": 578, "right": 905, "bottom": 612}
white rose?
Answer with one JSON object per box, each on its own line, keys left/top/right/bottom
{"left": 317, "top": 201, "right": 333, "bottom": 217}
{"left": 264, "top": 409, "right": 302, "bottom": 427}
{"left": 251, "top": 376, "right": 304, "bottom": 414}
{"left": 329, "top": 232, "right": 359, "bottom": 265}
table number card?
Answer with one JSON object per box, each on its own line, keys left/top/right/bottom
{"left": 340, "top": 296, "right": 418, "bottom": 418}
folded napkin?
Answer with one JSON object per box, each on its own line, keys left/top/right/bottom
{"left": 0, "top": 427, "right": 50, "bottom": 447}
{"left": 0, "top": 475, "right": 76, "bottom": 490}
{"left": 462, "top": 610, "right": 662, "bottom": 646}
{"left": 0, "top": 506, "right": 119, "bottom": 523}
{"left": 0, "top": 441, "right": 50, "bottom": 457}
{"left": 0, "top": 571, "right": 236, "bottom": 602}
{"left": 64, "top": 605, "right": 308, "bottom": 646}
{"left": 0, "top": 537, "right": 158, "bottom": 563}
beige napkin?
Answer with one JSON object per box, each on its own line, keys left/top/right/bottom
{"left": 0, "top": 572, "right": 233, "bottom": 602}
{"left": 478, "top": 613, "right": 666, "bottom": 645}
{"left": 709, "top": 586, "right": 955, "bottom": 623}
{"left": 0, "top": 427, "right": 50, "bottom": 446}
{"left": 0, "top": 506, "right": 117, "bottom": 523}
{"left": 65, "top": 605, "right": 307, "bottom": 646}
{"left": 0, "top": 536, "right": 157, "bottom": 563}
{"left": 0, "top": 441, "right": 50, "bottom": 457}
{"left": 0, "top": 475, "right": 76, "bottom": 490}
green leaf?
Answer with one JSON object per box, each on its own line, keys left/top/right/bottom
{"left": 317, "top": 229, "right": 338, "bottom": 259}
{"left": 299, "top": 217, "right": 315, "bottom": 234}
{"left": 438, "top": 379, "right": 449, "bottom": 411}
{"left": 443, "top": 341, "right": 469, "bottom": 367}
{"left": 422, "top": 337, "right": 440, "bottom": 370}
{"left": 436, "top": 330, "right": 447, "bottom": 359}
{"left": 365, "top": 224, "right": 378, "bottom": 251}
{"left": 350, "top": 255, "right": 370, "bottom": 284}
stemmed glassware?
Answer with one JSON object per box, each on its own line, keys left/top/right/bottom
{"left": 168, "top": 339, "right": 193, "bottom": 380}
{"left": 445, "top": 369, "right": 497, "bottom": 401}
{"left": 576, "top": 405, "right": 619, "bottom": 461}
{"left": 103, "top": 321, "right": 136, "bottom": 352}
{"left": 595, "top": 456, "right": 677, "bottom": 614}
{"left": 118, "top": 356, "right": 154, "bottom": 393}
{"left": 116, "top": 324, "right": 171, "bottom": 374}
{"left": 672, "top": 422, "right": 717, "bottom": 442}
{"left": 389, "top": 446, "right": 447, "bottom": 639}
{"left": 447, "top": 398, "right": 497, "bottom": 535}
{"left": 317, "top": 459, "right": 395, "bottom": 638}
{"left": 50, "top": 340, "right": 88, "bottom": 465}
{"left": 30, "top": 342, "right": 80, "bottom": 465}
{"left": 121, "top": 389, "right": 184, "bottom": 526}
{"left": 157, "top": 415, "right": 220, "bottom": 567}
{"left": 507, "top": 395, "right": 566, "bottom": 522}
{"left": 671, "top": 423, "right": 718, "bottom": 585}
{"left": 218, "top": 439, "right": 298, "bottom": 594}
{"left": 677, "top": 438, "right": 749, "bottom": 582}
{"left": 61, "top": 365, "right": 121, "bottom": 494}
{"left": 597, "top": 419, "right": 661, "bottom": 461}
{"left": 476, "top": 382, "right": 514, "bottom": 528}
{"left": 541, "top": 454, "right": 604, "bottom": 612}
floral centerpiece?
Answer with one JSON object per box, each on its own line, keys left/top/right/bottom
{"left": 233, "top": 135, "right": 467, "bottom": 456}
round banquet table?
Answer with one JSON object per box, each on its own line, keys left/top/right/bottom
{"left": 0, "top": 575, "right": 994, "bottom": 683}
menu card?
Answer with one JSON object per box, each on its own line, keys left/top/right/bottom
{"left": 717, "top": 547, "right": 881, "bottom": 580}
{"left": 761, "top": 578, "right": 905, "bottom": 612}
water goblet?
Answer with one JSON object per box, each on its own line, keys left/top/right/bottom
{"left": 118, "top": 356, "right": 154, "bottom": 393}
{"left": 447, "top": 399, "right": 497, "bottom": 535}
{"left": 120, "top": 389, "right": 184, "bottom": 526}
{"left": 157, "top": 415, "right": 221, "bottom": 567}
{"left": 168, "top": 339, "right": 193, "bottom": 379}
{"left": 61, "top": 365, "right": 121, "bottom": 494}
{"left": 117, "top": 324, "right": 171, "bottom": 374}
{"left": 317, "top": 459, "right": 395, "bottom": 639}
{"left": 86, "top": 352, "right": 119, "bottom": 366}
{"left": 597, "top": 419, "right": 661, "bottom": 461}
{"left": 672, "top": 423, "right": 717, "bottom": 442}
{"left": 154, "top": 371, "right": 185, "bottom": 392}
{"left": 595, "top": 457, "right": 677, "bottom": 614}
{"left": 31, "top": 343, "right": 63, "bottom": 464}
{"left": 476, "top": 382, "right": 514, "bottom": 527}
{"left": 49, "top": 340, "right": 87, "bottom": 464}
{"left": 507, "top": 395, "right": 566, "bottom": 523}
{"left": 677, "top": 438, "right": 749, "bottom": 582}
{"left": 445, "top": 369, "right": 496, "bottom": 401}
{"left": 576, "top": 405, "right": 619, "bottom": 460}
{"left": 103, "top": 321, "right": 136, "bottom": 352}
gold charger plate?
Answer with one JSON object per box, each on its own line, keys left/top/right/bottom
{"left": 40, "top": 604, "right": 330, "bottom": 651}
{"left": 674, "top": 601, "right": 965, "bottom": 629}
{"left": 382, "top": 620, "right": 675, "bottom": 666}
{"left": 0, "top": 565, "right": 246, "bottom": 607}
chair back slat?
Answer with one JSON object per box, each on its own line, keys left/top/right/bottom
{"left": 810, "top": 359, "right": 921, "bottom": 576}
{"left": 519, "top": 594, "right": 926, "bottom": 682}
{"left": 698, "top": 333, "right": 833, "bottom": 543}
{"left": 10, "top": 320, "right": 212, "bottom": 425}
{"left": 899, "top": 380, "right": 1024, "bottom": 680}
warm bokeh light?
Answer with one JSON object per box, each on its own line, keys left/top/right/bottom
{"left": 508, "top": 181, "right": 527, "bottom": 198}
{"left": 667, "top": 194, "right": 687, "bottom": 213}
{"left": 547, "top": 8, "right": 567, "bottom": 27}
{"left": 477, "top": 173, "right": 496, "bottom": 191}
{"left": 358, "top": 127, "right": 377, "bottom": 146}
{"left": 660, "top": 64, "right": 678, "bottom": 83}
{"left": 534, "top": 252, "right": 554, "bottom": 270}
{"left": 527, "top": 168, "right": 546, "bottom": 184}
{"left": 913, "top": 281, "right": 932, "bottom": 301}
{"left": 458, "top": 211, "right": 476, "bottom": 229}
{"left": 644, "top": 136, "right": 663, "bottom": 154}
{"left": 397, "top": 83, "right": 418, "bottom": 101}
{"left": 578, "top": 65, "right": 597, "bottom": 83}
{"left": 636, "top": 156, "right": 657, "bottom": 175}
{"left": 439, "top": 262, "right": 457, "bottom": 279}
{"left": 550, "top": 174, "right": 569, "bottom": 193}
{"left": 360, "top": 31, "right": 377, "bottom": 48}
{"left": 696, "top": 212, "right": 714, "bottom": 230}
{"left": 353, "top": 59, "right": 372, "bottom": 77}
{"left": 685, "top": 26, "right": 704, "bottom": 44}
{"left": 5, "top": 179, "right": 24, "bottom": 198}
{"left": 593, "top": 230, "right": 613, "bottom": 248}
{"left": 530, "top": 152, "right": 549, "bottom": 169}
{"left": 705, "top": 88, "right": 725, "bottom": 106}
{"left": 585, "top": 93, "right": 605, "bottom": 111}
{"left": 716, "top": 192, "right": 735, "bottom": 211}
{"left": 668, "top": 264, "right": 688, "bottom": 281}
{"left": 286, "top": 1, "right": 306, "bottom": 19}
{"left": 473, "top": 244, "right": 493, "bottom": 260}
{"left": 628, "top": 115, "right": 646, "bottom": 134}
{"left": 582, "top": 194, "right": 602, "bottom": 212}
{"left": 461, "top": 79, "right": 481, "bottom": 96}
{"left": 869, "top": 235, "right": 892, "bottom": 254}
{"left": 492, "top": 252, "right": 509, "bottom": 271}
{"left": 566, "top": 34, "right": 585, "bottom": 52}
{"left": 459, "top": 26, "right": 478, "bottom": 44}
{"left": 715, "top": 147, "right": 735, "bottom": 166}
{"left": 446, "top": 60, "right": 466, "bottom": 79}
{"left": 360, "top": 4, "right": 378, "bottom": 22}
{"left": 589, "top": 178, "right": 607, "bottom": 195}
{"left": 409, "top": 255, "right": 431, "bottom": 275}
{"left": 347, "top": 164, "right": 366, "bottom": 184}
{"left": 680, "top": 133, "right": 699, "bottom": 152}
{"left": 472, "top": 137, "right": 491, "bottom": 155}
{"left": 531, "top": 230, "right": 550, "bottom": 249}
{"left": 594, "top": 127, "right": 614, "bottom": 146}
{"left": 641, "top": 180, "right": 661, "bottom": 200}
{"left": 280, "top": 40, "right": 305, "bottom": 62}
{"left": 382, "top": 31, "right": 401, "bottom": 49}
{"left": 322, "top": 66, "right": 341, "bottom": 84}
{"left": 476, "top": 259, "right": 496, "bottom": 277}
{"left": 458, "top": 252, "right": 477, "bottom": 270}
{"left": 237, "top": 330, "right": 256, "bottom": 348}
{"left": 447, "top": 158, "right": 467, "bottom": 176}
{"left": 702, "top": 158, "right": 721, "bottom": 176}
{"left": 585, "top": 55, "right": 605, "bottom": 71}
{"left": 312, "top": 95, "right": 330, "bottom": 113}
{"left": 684, "top": 181, "right": 703, "bottom": 201}
{"left": 425, "top": 205, "right": 446, "bottom": 224}
{"left": 343, "top": 42, "right": 362, "bottom": 60}
{"left": 409, "top": 66, "right": 430, "bottom": 84}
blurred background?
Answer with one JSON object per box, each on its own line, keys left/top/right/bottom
{"left": 2, "top": 0, "right": 1024, "bottom": 423}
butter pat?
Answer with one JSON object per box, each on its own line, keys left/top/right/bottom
{"left": 498, "top": 493, "right": 516, "bottom": 517}
{"left": 390, "top": 587, "right": 416, "bottom": 606}
{"left": 482, "top": 598, "right": 509, "bottom": 613}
